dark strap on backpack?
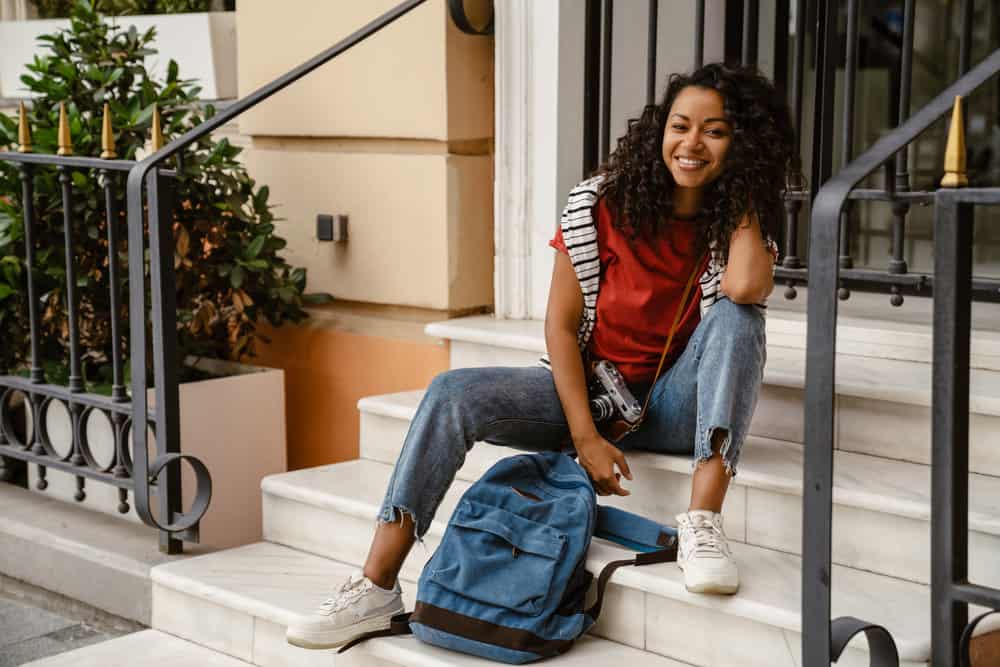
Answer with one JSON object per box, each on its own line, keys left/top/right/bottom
{"left": 337, "top": 611, "right": 413, "bottom": 654}
{"left": 585, "top": 545, "right": 677, "bottom": 622}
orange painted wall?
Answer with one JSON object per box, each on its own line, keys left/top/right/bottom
{"left": 253, "top": 319, "right": 449, "bottom": 471}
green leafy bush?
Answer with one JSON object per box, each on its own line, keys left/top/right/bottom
{"left": 0, "top": 0, "right": 314, "bottom": 390}
{"left": 33, "top": 0, "right": 213, "bottom": 19}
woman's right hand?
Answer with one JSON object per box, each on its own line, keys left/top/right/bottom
{"left": 574, "top": 432, "right": 633, "bottom": 496}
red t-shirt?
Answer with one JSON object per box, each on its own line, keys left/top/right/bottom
{"left": 550, "top": 198, "right": 705, "bottom": 387}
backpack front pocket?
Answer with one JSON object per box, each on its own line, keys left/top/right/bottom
{"left": 429, "top": 499, "right": 567, "bottom": 616}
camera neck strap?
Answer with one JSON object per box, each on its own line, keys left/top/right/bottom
{"left": 614, "top": 251, "right": 707, "bottom": 443}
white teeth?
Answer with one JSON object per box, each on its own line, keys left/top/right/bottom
{"left": 677, "top": 157, "right": 706, "bottom": 167}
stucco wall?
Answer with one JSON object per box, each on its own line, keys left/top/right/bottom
{"left": 236, "top": 0, "right": 494, "bottom": 312}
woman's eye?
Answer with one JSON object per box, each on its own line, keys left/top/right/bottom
{"left": 672, "top": 124, "right": 687, "bottom": 131}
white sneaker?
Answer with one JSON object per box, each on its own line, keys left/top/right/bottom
{"left": 286, "top": 570, "right": 405, "bottom": 650}
{"left": 675, "top": 510, "right": 739, "bottom": 594}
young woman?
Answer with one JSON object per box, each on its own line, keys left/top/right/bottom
{"left": 287, "top": 63, "right": 795, "bottom": 650}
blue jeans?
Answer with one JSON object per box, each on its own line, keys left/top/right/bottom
{"left": 377, "top": 298, "right": 766, "bottom": 539}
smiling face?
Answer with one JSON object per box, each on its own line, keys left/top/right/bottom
{"left": 661, "top": 86, "right": 733, "bottom": 196}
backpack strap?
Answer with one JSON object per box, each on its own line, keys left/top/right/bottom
{"left": 586, "top": 505, "right": 678, "bottom": 622}
{"left": 585, "top": 547, "right": 676, "bottom": 621}
{"left": 595, "top": 505, "right": 677, "bottom": 553}
{"left": 337, "top": 611, "right": 413, "bottom": 654}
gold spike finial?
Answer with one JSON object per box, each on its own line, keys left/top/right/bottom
{"left": 17, "top": 101, "right": 32, "bottom": 153}
{"left": 57, "top": 102, "right": 73, "bottom": 156}
{"left": 150, "top": 104, "right": 164, "bottom": 152}
{"left": 100, "top": 102, "right": 116, "bottom": 159}
{"left": 941, "top": 96, "right": 968, "bottom": 188}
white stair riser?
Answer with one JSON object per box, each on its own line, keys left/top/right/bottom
{"left": 152, "top": 583, "right": 393, "bottom": 667}
{"left": 646, "top": 595, "right": 923, "bottom": 667}
{"left": 276, "top": 445, "right": 997, "bottom": 587}
{"left": 361, "top": 385, "right": 1000, "bottom": 479}
{"left": 445, "top": 340, "right": 806, "bottom": 444}
{"left": 358, "top": 420, "right": 748, "bottom": 541}
{"left": 747, "top": 490, "right": 1000, "bottom": 588}
{"left": 263, "top": 477, "right": 744, "bottom": 581}
{"left": 837, "top": 396, "right": 1000, "bottom": 477}
{"left": 359, "top": 385, "right": 805, "bottom": 458}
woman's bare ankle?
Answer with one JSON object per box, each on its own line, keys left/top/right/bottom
{"left": 362, "top": 513, "right": 417, "bottom": 591}
{"left": 362, "top": 565, "right": 397, "bottom": 591}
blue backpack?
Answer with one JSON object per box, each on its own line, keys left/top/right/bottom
{"left": 342, "top": 451, "right": 677, "bottom": 663}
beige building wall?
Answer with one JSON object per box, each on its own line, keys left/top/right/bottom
{"left": 236, "top": 0, "right": 494, "bottom": 467}
{"left": 236, "top": 0, "right": 494, "bottom": 311}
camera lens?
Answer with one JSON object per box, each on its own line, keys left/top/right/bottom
{"left": 589, "top": 395, "right": 615, "bottom": 422}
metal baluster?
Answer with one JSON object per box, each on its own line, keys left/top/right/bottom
{"left": 583, "top": 0, "right": 601, "bottom": 176}
{"left": 958, "top": 0, "right": 973, "bottom": 77}
{"left": 99, "top": 104, "right": 130, "bottom": 483}
{"left": 742, "top": 0, "right": 758, "bottom": 66}
{"left": 889, "top": 0, "right": 916, "bottom": 307}
{"left": 100, "top": 105, "right": 127, "bottom": 405}
{"left": 802, "top": 3, "right": 839, "bottom": 664}
{"left": 782, "top": 0, "right": 806, "bottom": 298}
{"left": 56, "top": 104, "right": 86, "bottom": 493}
{"left": 56, "top": 103, "right": 83, "bottom": 394}
{"left": 931, "top": 189, "right": 972, "bottom": 667}
{"left": 936, "top": 110, "right": 969, "bottom": 667}
{"left": 838, "top": 0, "right": 861, "bottom": 301}
{"left": 17, "top": 104, "right": 43, "bottom": 387}
{"left": 147, "top": 108, "right": 183, "bottom": 553}
{"left": 600, "top": 0, "right": 613, "bottom": 162}
{"left": 646, "top": 0, "right": 658, "bottom": 106}
{"left": 694, "top": 0, "right": 705, "bottom": 69}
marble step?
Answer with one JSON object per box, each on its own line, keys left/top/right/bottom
{"left": 422, "top": 315, "right": 1000, "bottom": 476}
{"left": 0, "top": 481, "right": 212, "bottom": 625}
{"left": 150, "top": 542, "right": 688, "bottom": 667}
{"left": 424, "top": 305, "right": 1000, "bottom": 370}
{"left": 22, "top": 630, "right": 253, "bottom": 667}
{"left": 357, "top": 391, "right": 1000, "bottom": 587}
{"left": 258, "top": 464, "right": 958, "bottom": 667}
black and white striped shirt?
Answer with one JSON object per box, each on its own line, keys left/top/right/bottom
{"left": 540, "top": 175, "right": 776, "bottom": 367}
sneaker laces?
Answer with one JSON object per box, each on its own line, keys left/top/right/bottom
{"left": 318, "top": 572, "right": 373, "bottom": 615}
{"left": 681, "top": 513, "right": 730, "bottom": 559}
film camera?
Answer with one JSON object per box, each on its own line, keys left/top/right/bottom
{"left": 588, "top": 360, "right": 642, "bottom": 425}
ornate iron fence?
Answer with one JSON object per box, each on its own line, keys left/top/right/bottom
{"left": 0, "top": 103, "right": 211, "bottom": 554}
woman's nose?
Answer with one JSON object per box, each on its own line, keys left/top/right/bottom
{"left": 682, "top": 132, "right": 703, "bottom": 150}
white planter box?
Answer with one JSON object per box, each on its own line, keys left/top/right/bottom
{"left": 0, "top": 12, "right": 236, "bottom": 99}
{"left": 26, "top": 359, "right": 287, "bottom": 550}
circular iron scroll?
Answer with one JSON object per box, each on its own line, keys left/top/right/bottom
{"left": 830, "top": 616, "right": 900, "bottom": 667}
{"left": 448, "top": 0, "right": 493, "bottom": 35}
{"left": 960, "top": 610, "right": 1000, "bottom": 667}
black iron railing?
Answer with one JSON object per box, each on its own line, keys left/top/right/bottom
{"left": 582, "top": 1, "right": 1000, "bottom": 664}
{"left": 582, "top": 0, "right": 1000, "bottom": 304}
{"left": 807, "top": 49, "right": 1000, "bottom": 666}
{"left": 0, "top": 0, "right": 440, "bottom": 553}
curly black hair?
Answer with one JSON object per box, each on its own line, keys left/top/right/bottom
{"left": 598, "top": 63, "right": 795, "bottom": 261}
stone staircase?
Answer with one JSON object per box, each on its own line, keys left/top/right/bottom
{"left": 34, "top": 299, "right": 1000, "bottom": 666}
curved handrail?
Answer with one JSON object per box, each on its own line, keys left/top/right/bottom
{"left": 802, "top": 47, "right": 1000, "bottom": 667}
{"left": 122, "top": 0, "right": 429, "bottom": 538}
